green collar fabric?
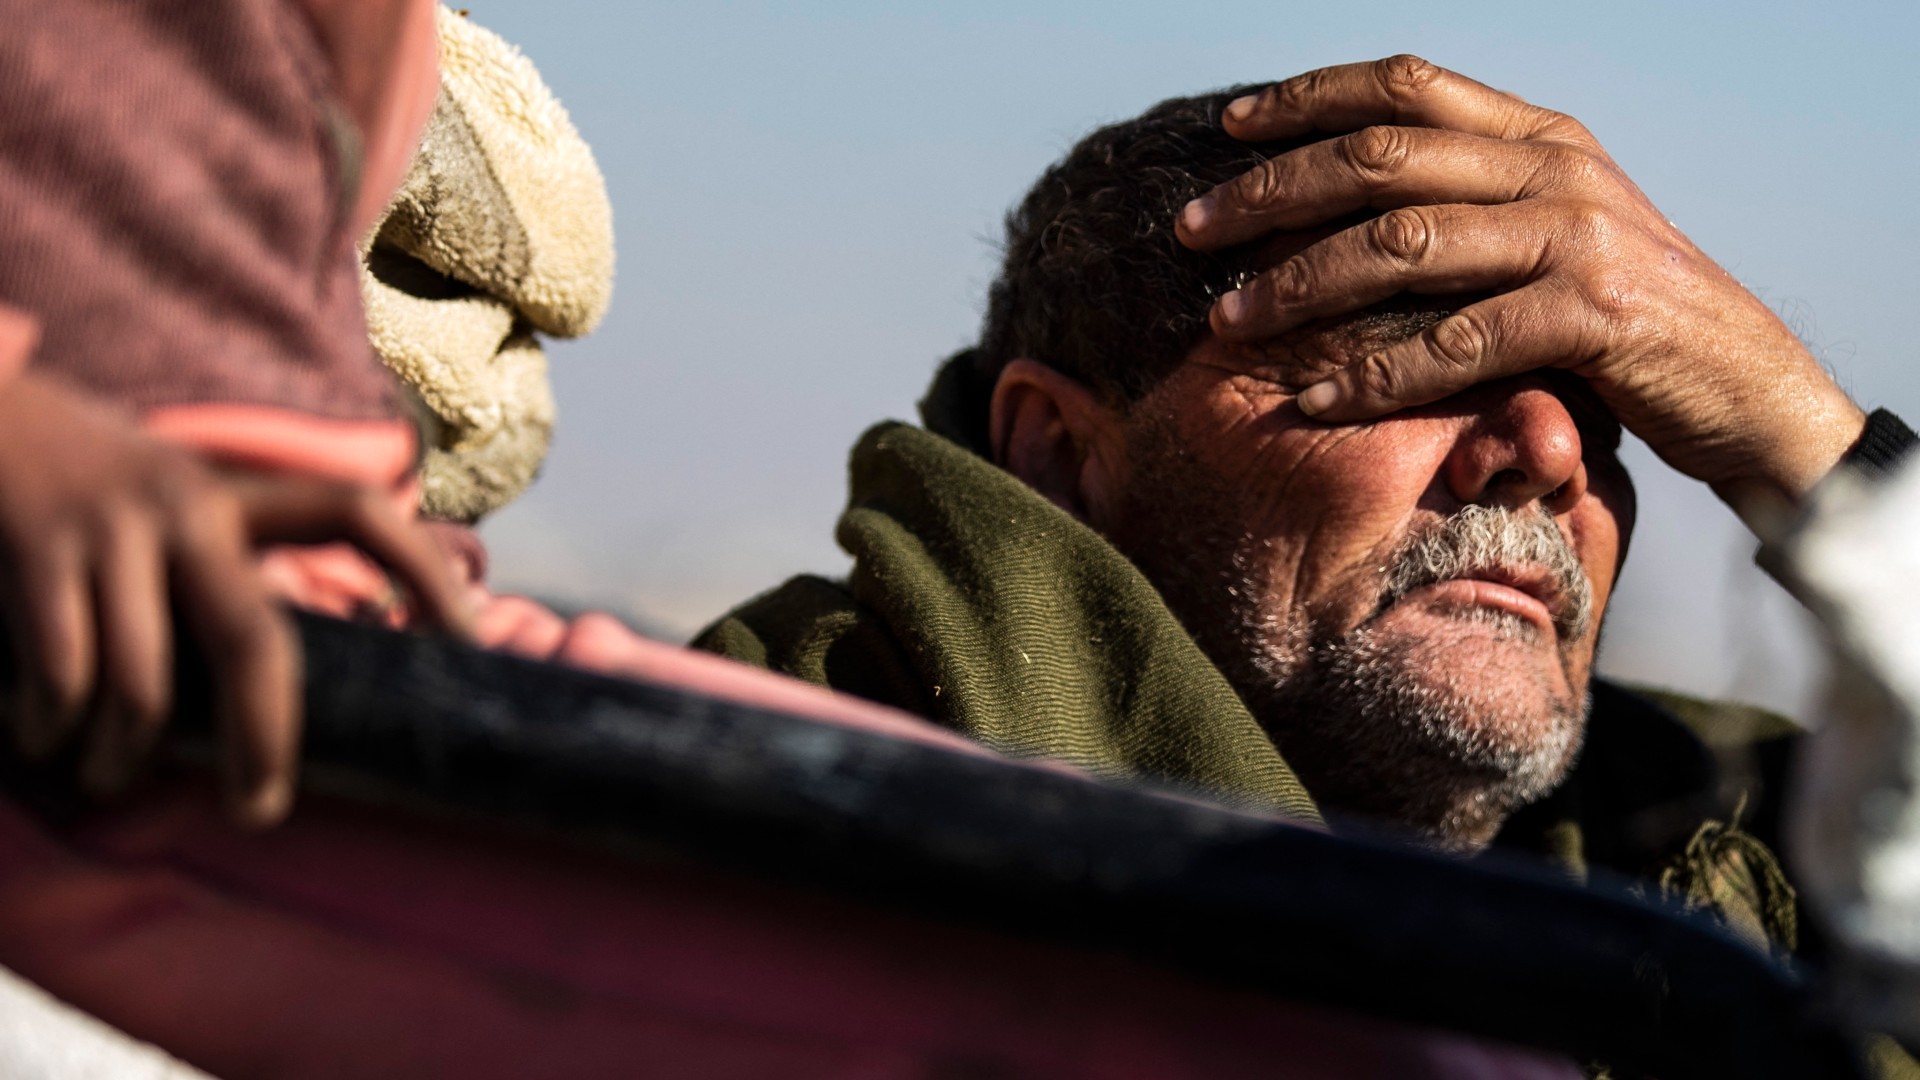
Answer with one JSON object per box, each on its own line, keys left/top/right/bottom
{"left": 829, "top": 420, "right": 1322, "bottom": 821}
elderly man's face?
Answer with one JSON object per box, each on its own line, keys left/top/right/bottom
{"left": 1098, "top": 324, "right": 1635, "bottom": 848}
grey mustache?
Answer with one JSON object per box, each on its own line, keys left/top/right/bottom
{"left": 1380, "top": 505, "right": 1594, "bottom": 640}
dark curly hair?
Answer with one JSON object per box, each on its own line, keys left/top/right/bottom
{"left": 921, "top": 85, "right": 1299, "bottom": 452}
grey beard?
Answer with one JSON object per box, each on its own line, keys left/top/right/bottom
{"left": 1239, "top": 506, "right": 1592, "bottom": 850}
{"left": 1126, "top": 496, "right": 1594, "bottom": 852}
{"left": 1255, "top": 615, "right": 1590, "bottom": 852}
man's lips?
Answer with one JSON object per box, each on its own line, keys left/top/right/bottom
{"left": 1392, "top": 567, "right": 1565, "bottom": 638}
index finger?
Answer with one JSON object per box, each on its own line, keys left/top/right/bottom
{"left": 230, "top": 476, "right": 477, "bottom": 640}
{"left": 1222, "top": 55, "right": 1588, "bottom": 146}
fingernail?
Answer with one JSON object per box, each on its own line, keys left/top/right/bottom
{"left": 1298, "top": 381, "right": 1341, "bottom": 416}
{"left": 1216, "top": 289, "right": 1245, "bottom": 325}
{"left": 1180, "top": 196, "right": 1213, "bottom": 234}
{"left": 1225, "top": 95, "right": 1258, "bottom": 124}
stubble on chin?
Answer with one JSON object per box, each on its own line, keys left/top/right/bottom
{"left": 1251, "top": 615, "right": 1591, "bottom": 852}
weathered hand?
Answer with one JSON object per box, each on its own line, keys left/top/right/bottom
{"left": 1176, "top": 55, "right": 1865, "bottom": 521}
{"left": 0, "top": 369, "right": 473, "bottom": 827}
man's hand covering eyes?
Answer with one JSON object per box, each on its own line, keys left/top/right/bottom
{"left": 1176, "top": 55, "right": 1865, "bottom": 526}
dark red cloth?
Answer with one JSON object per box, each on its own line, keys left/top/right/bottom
{"left": 0, "top": 0, "right": 401, "bottom": 421}
{"left": 0, "top": 783, "right": 1583, "bottom": 1079}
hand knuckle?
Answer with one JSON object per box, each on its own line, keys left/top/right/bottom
{"left": 1538, "top": 111, "right": 1595, "bottom": 145}
{"left": 1587, "top": 271, "right": 1641, "bottom": 320}
{"left": 1343, "top": 125, "right": 1409, "bottom": 180}
{"left": 1269, "top": 258, "right": 1313, "bottom": 303}
{"left": 1235, "top": 158, "right": 1286, "bottom": 208}
{"left": 1375, "top": 54, "right": 1441, "bottom": 101}
{"left": 1272, "top": 73, "right": 1315, "bottom": 115}
{"left": 1546, "top": 145, "right": 1607, "bottom": 190}
{"left": 164, "top": 481, "right": 235, "bottom": 538}
{"left": 197, "top": 487, "right": 244, "bottom": 532}
{"left": 1429, "top": 312, "right": 1492, "bottom": 372}
{"left": 1356, "top": 352, "right": 1404, "bottom": 401}
{"left": 149, "top": 457, "right": 209, "bottom": 505}
{"left": 1371, "top": 207, "right": 1434, "bottom": 263}
{"left": 1565, "top": 199, "right": 1615, "bottom": 245}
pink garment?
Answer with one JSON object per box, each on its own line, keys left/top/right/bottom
{"left": 473, "top": 595, "right": 997, "bottom": 757}
{"left": 428, "top": 520, "right": 994, "bottom": 756}
{"left": 0, "top": 305, "right": 34, "bottom": 384}
{"left": 0, "top": 0, "right": 978, "bottom": 770}
{"left": 0, "top": 0, "right": 404, "bottom": 423}
{"left": 0, "top": 0, "right": 434, "bottom": 613}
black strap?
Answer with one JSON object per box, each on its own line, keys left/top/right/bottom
{"left": 1842, "top": 408, "right": 1918, "bottom": 477}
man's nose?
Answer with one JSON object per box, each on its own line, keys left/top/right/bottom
{"left": 1441, "top": 379, "right": 1588, "bottom": 514}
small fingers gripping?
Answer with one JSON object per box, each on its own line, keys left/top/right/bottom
{"left": 229, "top": 474, "right": 476, "bottom": 638}
{"left": 0, "top": 373, "right": 477, "bottom": 828}
{"left": 6, "top": 535, "right": 94, "bottom": 758}
{"left": 78, "top": 506, "right": 172, "bottom": 796}
{"left": 168, "top": 488, "right": 302, "bottom": 827}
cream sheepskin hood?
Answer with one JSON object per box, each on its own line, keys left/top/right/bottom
{"left": 362, "top": 6, "right": 615, "bottom": 521}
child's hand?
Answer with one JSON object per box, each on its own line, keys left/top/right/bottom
{"left": 0, "top": 371, "right": 473, "bottom": 827}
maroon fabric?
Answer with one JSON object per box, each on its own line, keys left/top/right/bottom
{"left": 0, "top": 785, "right": 1582, "bottom": 1080}
{"left": 0, "top": 0, "right": 401, "bottom": 420}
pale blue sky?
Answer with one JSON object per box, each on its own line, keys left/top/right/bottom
{"left": 471, "top": 0, "right": 1920, "bottom": 719}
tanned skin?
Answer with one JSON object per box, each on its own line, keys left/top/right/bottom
{"left": 0, "top": 0, "right": 463, "bottom": 828}
{"left": 1176, "top": 56, "right": 1863, "bottom": 522}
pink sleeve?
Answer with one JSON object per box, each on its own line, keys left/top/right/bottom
{"left": 471, "top": 593, "right": 998, "bottom": 759}
{"left": 429, "top": 526, "right": 1011, "bottom": 762}
{"left": 0, "top": 304, "right": 40, "bottom": 387}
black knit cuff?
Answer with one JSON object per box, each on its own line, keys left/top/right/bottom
{"left": 1757, "top": 408, "right": 1920, "bottom": 587}
{"left": 1842, "top": 408, "right": 1919, "bottom": 478}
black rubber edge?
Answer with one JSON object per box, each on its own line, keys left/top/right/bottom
{"left": 205, "top": 612, "right": 1873, "bottom": 1080}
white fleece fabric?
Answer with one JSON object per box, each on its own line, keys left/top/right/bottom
{"left": 362, "top": 6, "right": 615, "bottom": 521}
{"left": 0, "top": 965, "right": 214, "bottom": 1079}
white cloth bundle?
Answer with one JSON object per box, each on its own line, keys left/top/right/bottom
{"left": 362, "top": 6, "right": 615, "bottom": 521}
{"left": 0, "top": 964, "right": 212, "bottom": 1079}
{"left": 1784, "top": 459, "right": 1920, "bottom": 1040}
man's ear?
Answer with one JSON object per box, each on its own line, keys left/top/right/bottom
{"left": 988, "top": 359, "right": 1126, "bottom": 523}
